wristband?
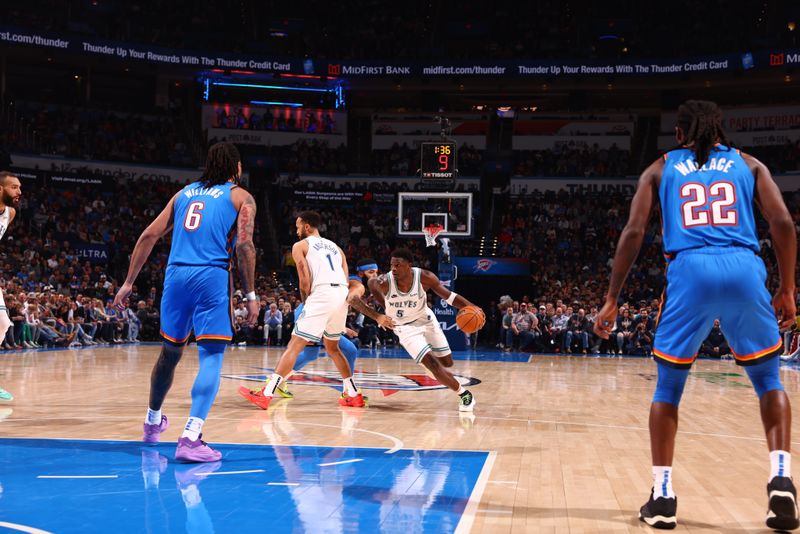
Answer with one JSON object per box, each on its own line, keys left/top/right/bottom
{"left": 446, "top": 292, "right": 458, "bottom": 305}
{"left": 245, "top": 291, "right": 257, "bottom": 302}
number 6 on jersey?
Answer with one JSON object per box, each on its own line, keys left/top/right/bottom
{"left": 183, "top": 201, "right": 205, "bottom": 231}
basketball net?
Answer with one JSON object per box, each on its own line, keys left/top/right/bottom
{"left": 423, "top": 224, "right": 444, "bottom": 247}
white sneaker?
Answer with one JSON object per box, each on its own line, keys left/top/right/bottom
{"left": 458, "top": 390, "right": 475, "bottom": 412}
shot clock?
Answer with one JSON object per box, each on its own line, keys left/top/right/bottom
{"left": 420, "top": 142, "right": 457, "bottom": 183}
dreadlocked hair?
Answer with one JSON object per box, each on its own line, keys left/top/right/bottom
{"left": 676, "top": 100, "right": 733, "bottom": 168}
{"left": 200, "top": 142, "right": 241, "bottom": 187}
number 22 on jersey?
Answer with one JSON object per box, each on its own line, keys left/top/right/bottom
{"left": 680, "top": 181, "right": 737, "bottom": 227}
{"left": 183, "top": 201, "right": 205, "bottom": 231}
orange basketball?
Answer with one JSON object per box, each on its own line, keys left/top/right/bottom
{"left": 456, "top": 305, "right": 486, "bottom": 334}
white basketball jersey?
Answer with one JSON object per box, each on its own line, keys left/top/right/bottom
{"left": 305, "top": 235, "right": 347, "bottom": 289}
{"left": 0, "top": 208, "right": 10, "bottom": 241}
{"left": 383, "top": 268, "right": 428, "bottom": 324}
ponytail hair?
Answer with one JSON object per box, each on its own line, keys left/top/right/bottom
{"left": 200, "top": 142, "right": 241, "bottom": 187}
{"left": 675, "top": 100, "right": 733, "bottom": 168}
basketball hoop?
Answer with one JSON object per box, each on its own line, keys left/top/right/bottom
{"left": 423, "top": 224, "right": 444, "bottom": 247}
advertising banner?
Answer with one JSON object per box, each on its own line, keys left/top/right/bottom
{"left": 290, "top": 190, "right": 395, "bottom": 204}
{"left": 661, "top": 106, "right": 800, "bottom": 133}
{"left": 207, "top": 128, "right": 347, "bottom": 147}
{"left": 3, "top": 25, "right": 798, "bottom": 78}
{"left": 433, "top": 262, "right": 467, "bottom": 350}
{"left": 657, "top": 129, "right": 800, "bottom": 150}
{"left": 10, "top": 154, "right": 200, "bottom": 183}
{"left": 75, "top": 244, "right": 109, "bottom": 264}
{"left": 453, "top": 257, "right": 530, "bottom": 276}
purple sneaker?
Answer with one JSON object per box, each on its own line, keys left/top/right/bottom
{"left": 142, "top": 415, "right": 169, "bottom": 444}
{"left": 174, "top": 434, "right": 222, "bottom": 463}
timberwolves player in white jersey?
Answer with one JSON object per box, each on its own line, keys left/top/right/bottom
{"left": 240, "top": 210, "right": 365, "bottom": 409}
{"left": 0, "top": 172, "right": 22, "bottom": 402}
{"left": 368, "top": 248, "right": 476, "bottom": 412}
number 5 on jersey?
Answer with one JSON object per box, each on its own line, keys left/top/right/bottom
{"left": 680, "top": 181, "right": 737, "bottom": 227}
{"left": 184, "top": 201, "right": 205, "bottom": 231}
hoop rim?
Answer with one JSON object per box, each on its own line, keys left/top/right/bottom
{"left": 422, "top": 223, "right": 444, "bottom": 236}
{"left": 422, "top": 223, "right": 444, "bottom": 247}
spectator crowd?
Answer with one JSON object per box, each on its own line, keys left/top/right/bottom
{"left": 6, "top": 102, "right": 196, "bottom": 167}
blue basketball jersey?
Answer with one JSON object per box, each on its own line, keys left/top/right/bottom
{"left": 659, "top": 145, "right": 759, "bottom": 256}
{"left": 168, "top": 181, "right": 239, "bottom": 268}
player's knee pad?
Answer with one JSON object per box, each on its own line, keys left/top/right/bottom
{"left": 744, "top": 355, "right": 783, "bottom": 398}
{"left": 652, "top": 362, "right": 690, "bottom": 406}
{"left": 0, "top": 312, "right": 12, "bottom": 340}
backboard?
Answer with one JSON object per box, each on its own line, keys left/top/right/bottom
{"left": 397, "top": 192, "right": 473, "bottom": 237}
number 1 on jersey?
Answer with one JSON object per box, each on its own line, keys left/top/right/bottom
{"left": 326, "top": 253, "right": 334, "bottom": 271}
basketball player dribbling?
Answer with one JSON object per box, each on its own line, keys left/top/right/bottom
{"left": 367, "top": 248, "right": 476, "bottom": 412}
{"left": 595, "top": 101, "right": 798, "bottom": 530}
{"left": 0, "top": 172, "right": 22, "bottom": 402}
{"left": 114, "top": 142, "right": 259, "bottom": 462}
{"left": 239, "top": 211, "right": 367, "bottom": 410}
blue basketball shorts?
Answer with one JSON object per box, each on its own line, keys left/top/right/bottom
{"left": 160, "top": 265, "right": 234, "bottom": 345}
{"left": 653, "top": 246, "right": 782, "bottom": 369}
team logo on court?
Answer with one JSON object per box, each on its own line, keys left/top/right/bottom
{"left": 223, "top": 368, "right": 480, "bottom": 394}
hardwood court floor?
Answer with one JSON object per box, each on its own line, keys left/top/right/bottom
{"left": 1, "top": 343, "right": 798, "bottom": 533}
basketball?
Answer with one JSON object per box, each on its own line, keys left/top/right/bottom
{"left": 456, "top": 305, "right": 486, "bottom": 334}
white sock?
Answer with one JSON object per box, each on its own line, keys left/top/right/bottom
{"left": 181, "top": 417, "right": 204, "bottom": 441}
{"left": 770, "top": 450, "right": 792, "bottom": 481}
{"left": 457, "top": 386, "right": 466, "bottom": 395}
{"left": 264, "top": 373, "right": 285, "bottom": 397}
{"left": 653, "top": 466, "right": 675, "bottom": 499}
{"left": 145, "top": 408, "right": 162, "bottom": 425}
{"left": 343, "top": 376, "right": 358, "bottom": 397}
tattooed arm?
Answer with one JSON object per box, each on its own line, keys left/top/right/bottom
{"left": 233, "top": 188, "right": 258, "bottom": 326}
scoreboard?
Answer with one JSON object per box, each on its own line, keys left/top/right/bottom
{"left": 420, "top": 142, "right": 457, "bottom": 185}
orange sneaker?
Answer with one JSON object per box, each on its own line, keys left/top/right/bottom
{"left": 338, "top": 393, "right": 366, "bottom": 407}
{"left": 238, "top": 386, "right": 273, "bottom": 410}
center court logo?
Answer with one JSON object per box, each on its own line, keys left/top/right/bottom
{"left": 223, "top": 368, "right": 480, "bottom": 393}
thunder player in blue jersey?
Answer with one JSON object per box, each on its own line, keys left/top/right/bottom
{"left": 114, "top": 142, "right": 258, "bottom": 463}
{"left": 595, "top": 101, "right": 798, "bottom": 530}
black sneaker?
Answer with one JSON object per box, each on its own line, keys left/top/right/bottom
{"left": 639, "top": 489, "right": 677, "bottom": 529}
{"left": 767, "top": 476, "right": 799, "bottom": 531}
